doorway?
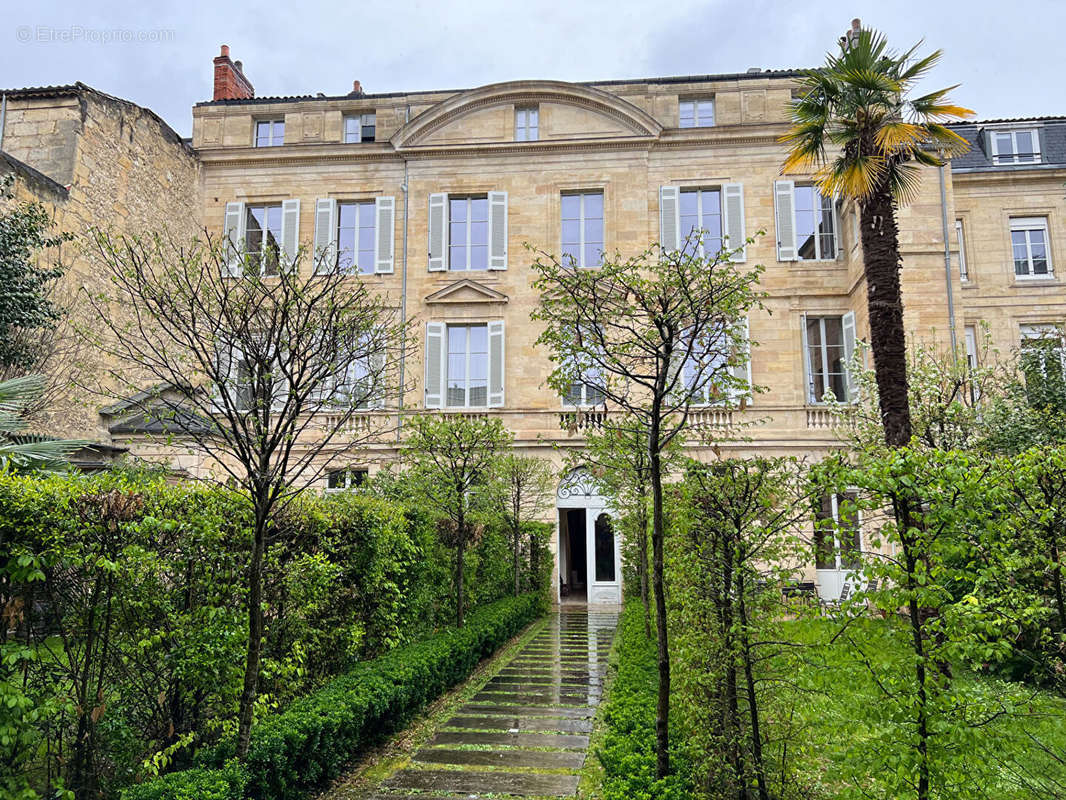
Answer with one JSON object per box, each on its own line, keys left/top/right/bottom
{"left": 559, "top": 509, "right": 588, "bottom": 601}
{"left": 556, "top": 469, "right": 621, "bottom": 605}
{"left": 814, "top": 492, "right": 862, "bottom": 601}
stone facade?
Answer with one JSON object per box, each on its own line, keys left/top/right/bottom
{"left": 0, "top": 83, "right": 202, "bottom": 439}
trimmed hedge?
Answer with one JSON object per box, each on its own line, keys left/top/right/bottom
{"left": 123, "top": 593, "right": 542, "bottom": 800}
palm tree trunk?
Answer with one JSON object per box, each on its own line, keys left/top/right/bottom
{"left": 859, "top": 186, "right": 912, "bottom": 448}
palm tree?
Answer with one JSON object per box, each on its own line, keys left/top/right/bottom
{"left": 781, "top": 23, "right": 972, "bottom": 447}
{"left": 0, "top": 374, "right": 87, "bottom": 471}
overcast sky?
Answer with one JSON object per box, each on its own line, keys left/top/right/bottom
{"left": 4, "top": 0, "right": 1062, "bottom": 138}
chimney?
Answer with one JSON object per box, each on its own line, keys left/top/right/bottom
{"left": 349, "top": 80, "right": 364, "bottom": 97}
{"left": 845, "top": 18, "right": 861, "bottom": 49}
{"left": 213, "top": 44, "right": 254, "bottom": 101}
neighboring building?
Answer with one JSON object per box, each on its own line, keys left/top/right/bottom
{"left": 0, "top": 82, "right": 202, "bottom": 440}
{"left": 8, "top": 49, "right": 1065, "bottom": 604}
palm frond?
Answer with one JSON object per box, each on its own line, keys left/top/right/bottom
{"left": 885, "top": 161, "right": 925, "bottom": 206}
{"left": 0, "top": 438, "right": 88, "bottom": 473}
{"left": 0, "top": 375, "right": 46, "bottom": 418}
{"left": 818, "top": 154, "right": 888, "bottom": 202}
{"left": 897, "top": 48, "right": 943, "bottom": 84}
{"left": 875, "top": 120, "right": 928, "bottom": 153}
{"left": 923, "top": 123, "right": 973, "bottom": 156}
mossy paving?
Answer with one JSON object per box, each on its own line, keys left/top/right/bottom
{"left": 322, "top": 607, "right": 619, "bottom": 800}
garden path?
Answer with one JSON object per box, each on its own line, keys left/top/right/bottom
{"left": 366, "top": 606, "right": 618, "bottom": 799}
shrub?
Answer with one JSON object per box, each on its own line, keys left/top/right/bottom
{"left": 125, "top": 594, "right": 542, "bottom": 800}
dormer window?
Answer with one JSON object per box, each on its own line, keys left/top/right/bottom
{"left": 344, "top": 113, "right": 377, "bottom": 143}
{"left": 990, "top": 128, "right": 1041, "bottom": 165}
{"left": 515, "top": 107, "right": 539, "bottom": 141}
{"left": 679, "top": 98, "right": 715, "bottom": 128}
{"left": 254, "top": 119, "right": 284, "bottom": 147}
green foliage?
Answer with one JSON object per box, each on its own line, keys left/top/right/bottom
{"left": 0, "top": 374, "right": 89, "bottom": 471}
{"left": 0, "top": 175, "right": 70, "bottom": 375}
{"left": 121, "top": 762, "right": 249, "bottom": 800}
{"left": 596, "top": 601, "right": 692, "bottom": 800}
{"left": 128, "top": 595, "right": 541, "bottom": 800}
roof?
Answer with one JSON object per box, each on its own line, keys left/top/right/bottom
{"left": 1, "top": 82, "right": 193, "bottom": 155}
{"left": 0, "top": 151, "right": 69, "bottom": 200}
{"left": 194, "top": 68, "right": 807, "bottom": 108}
{"left": 949, "top": 116, "right": 1066, "bottom": 126}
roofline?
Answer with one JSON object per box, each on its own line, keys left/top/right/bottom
{"left": 949, "top": 116, "right": 1066, "bottom": 126}
{"left": 193, "top": 69, "right": 808, "bottom": 108}
{"left": 0, "top": 151, "right": 69, "bottom": 199}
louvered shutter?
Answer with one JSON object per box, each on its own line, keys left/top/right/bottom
{"left": 488, "top": 320, "right": 505, "bottom": 407}
{"left": 723, "top": 183, "right": 746, "bottom": 261}
{"left": 223, "top": 202, "right": 246, "bottom": 277}
{"left": 842, "top": 311, "right": 857, "bottom": 403}
{"left": 368, "top": 349, "right": 386, "bottom": 409}
{"left": 488, "top": 191, "right": 508, "bottom": 270}
{"left": 659, "top": 186, "right": 680, "bottom": 252}
{"left": 729, "top": 317, "right": 752, "bottom": 404}
{"left": 428, "top": 193, "right": 448, "bottom": 271}
{"left": 375, "top": 196, "right": 395, "bottom": 274}
{"left": 313, "top": 198, "right": 337, "bottom": 274}
{"left": 774, "top": 180, "right": 797, "bottom": 261}
{"left": 281, "top": 199, "right": 300, "bottom": 271}
{"left": 424, "top": 322, "right": 445, "bottom": 408}
{"left": 800, "top": 313, "right": 813, "bottom": 404}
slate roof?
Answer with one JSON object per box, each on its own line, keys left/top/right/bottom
{"left": 949, "top": 117, "right": 1066, "bottom": 171}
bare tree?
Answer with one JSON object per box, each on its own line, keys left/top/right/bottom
{"left": 81, "top": 229, "right": 409, "bottom": 758}
{"left": 531, "top": 233, "right": 763, "bottom": 778}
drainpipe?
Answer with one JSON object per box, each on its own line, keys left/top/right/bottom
{"left": 0, "top": 94, "right": 7, "bottom": 153}
{"left": 938, "top": 158, "right": 959, "bottom": 359}
{"left": 396, "top": 104, "right": 411, "bottom": 441}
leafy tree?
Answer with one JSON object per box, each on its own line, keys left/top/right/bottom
{"left": 403, "top": 414, "right": 511, "bottom": 626}
{"left": 782, "top": 22, "right": 972, "bottom": 448}
{"left": 531, "top": 233, "right": 762, "bottom": 778}
{"left": 495, "top": 453, "right": 554, "bottom": 597}
{"left": 0, "top": 175, "right": 69, "bottom": 378}
{"left": 82, "top": 230, "right": 408, "bottom": 759}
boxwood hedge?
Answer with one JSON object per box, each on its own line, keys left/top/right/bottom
{"left": 123, "top": 593, "right": 542, "bottom": 800}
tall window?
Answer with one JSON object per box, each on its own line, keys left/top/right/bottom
{"left": 594, "top": 513, "right": 616, "bottom": 582}
{"left": 955, "top": 219, "right": 969, "bottom": 282}
{"left": 813, "top": 493, "right": 861, "bottom": 571}
{"left": 336, "top": 201, "right": 376, "bottom": 275}
{"left": 561, "top": 192, "right": 604, "bottom": 268}
{"left": 679, "top": 98, "right": 715, "bottom": 128}
{"left": 1020, "top": 324, "right": 1066, "bottom": 402}
{"left": 515, "top": 107, "right": 539, "bottom": 141}
{"left": 254, "top": 119, "right": 284, "bottom": 147}
{"left": 679, "top": 188, "right": 723, "bottom": 256}
{"left": 964, "top": 325, "right": 979, "bottom": 372}
{"left": 795, "top": 184, "right": 836, "bottom": 260}
{"left": 344, "top": 113, "right": 376, "bottom": 143}
{"left": 447, "top": 324, "right": 489, "bottom": 407}
{"left": 1011, "top": 217, "right": 1053, "bottom": 278}
{"left": 326, "top": 468, "right": 368, "bottom": 491}
{"left": 990, "top": 129, "right": 1040, "bottom": 165}
{"left": 447, "top": 196, "right": 489, "bottom": 271}
{"left": 245, "top": 204, "right": 283, "bottom": 275}
{"left": 805, "top": 316, "right": 848, "bottom": 403}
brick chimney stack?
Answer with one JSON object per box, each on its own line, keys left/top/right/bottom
{"left": 213, "top": 44, "right": 254, "bottom": 101}
{"left": 349, "top": 80, "right": 364, "bottom": 97}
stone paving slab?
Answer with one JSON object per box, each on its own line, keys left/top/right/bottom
{"left": 376, "top": 608, "right": 617, "bottom": 798}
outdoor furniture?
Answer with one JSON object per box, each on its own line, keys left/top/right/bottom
{"left": 782, "top": 581, "right": 818, "bottom": 606}
{"left": 820, "top": 580, "right": 853, "bottom": 615}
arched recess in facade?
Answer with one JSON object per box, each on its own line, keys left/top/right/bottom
{"left": 390, "top": 79, "right": 664, "bottom": 149}
{"left": 555, "top": 468, "right": 622, "bottom": 605}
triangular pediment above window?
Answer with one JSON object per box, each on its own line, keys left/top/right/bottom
{"left": 424, "top": 279, "right": 509, "bottom": 305}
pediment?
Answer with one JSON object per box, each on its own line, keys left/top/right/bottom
{"left": 392, "top": 80, "right": 663, "bottom": 149}
{"left": 424, "top": 279, "right": 509, "bottom": 305}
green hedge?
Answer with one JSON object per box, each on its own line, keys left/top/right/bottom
{"left": 123, "top": 594, "right": 542, "bottom": 800}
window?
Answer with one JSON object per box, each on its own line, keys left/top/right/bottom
{"left": 594, "top": 513, "right": 616, "bottom": 582}
{"left": 679, "top": 98, "right": 715, "bottom": 128}
{"left": 336, "top": 201, "right": 377, "bottom": 275}
{"left": 515, "top": 107, "right": 539, "bottom": 141}
{"left": 344, "top": 112, "right": 376, "bottom": 143}
{"left": 774, "top": 181, "right": 836, "bottom": 261}
{"left": 955, "top": 219, "right": 969, "bottom": 282}
{"left": 679, "top": 189, "right": 723, "bottom": 256}
{"left": 255, "top": 119, "right": 284, "bottom": 147}
{"left": 1011, "top": 217, "right": 1053, "bottom": 278}
{"left": 964, "top": 325, "right": 979, "bottom": 371}
{"left": 447, "top": 324, "right": 489, "bottom": 407}
{"left": 804, "top": 314, "right": 855, "bottom": 404}
{"left": 448, "top": 196, "right": 489, "bottom": 271}
{"left": 813, "top": 493, "right": 861, "bottom": 571}
{"left": 245, "top": 204, "right": 283, "bottom": 276}
{"left": 990, "top": 128, "right": 1040, "bottom": 165}
{"left": 1020, "top": 324, "right": 1066, "bottom": 401}
{"left": 326, "top": 468, "right": 368, "bottom": 491}
{"left": 561, "top": 192, "right": 604, "bottom": 268}
{"left": 680, "top": 319, "right": 751, "bottom": 406}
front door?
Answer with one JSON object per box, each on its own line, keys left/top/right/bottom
{"left": 814, "top": 492, "right": 862, "bottom": 601}
{"left": 557, "top": 470, "right": 621, "bottom": 605}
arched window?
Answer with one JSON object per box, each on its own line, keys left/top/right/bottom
{"left": 594, "top": 513, "right": 615, "bottom": 582}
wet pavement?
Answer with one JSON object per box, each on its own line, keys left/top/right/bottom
{"left": 371, "top": 606, "right": 619, "bottom": 799}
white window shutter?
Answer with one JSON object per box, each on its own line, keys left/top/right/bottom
{"left": 428, "top": 193, "right": 448, "bottom": 272}
{"left": 313, "top": 198, "right": 337, "bottom": 274}
{"left": 659, "top": 186, "right": 680, "bottom": 252}
{"left": 842, "top": 311, "right": 857, "bottom": 403}
{"left": 425, "top": 322, "right": 445, "bottom": 408}
{"left": 375, "top": 196, "right": 395, "bottom": 274}
{"left": 488, "top": 320, "right": 505, "bottom": 407}
{"left": 368, "top": 349, "right": 386, "bottom": 409}
{"left": 729, "top": 317, "right": 752, "bottom": 404}
{"left": 488, "top": 191, "right": 508, "bottom": 270}
{"left": 800, "top": 312, "right": 813, "bottom": 404}
{"left": 223, "top": 202, "right": 245, "bottom": 277}
{"left": 281, "top": 199, "right": 300, "bottom": 270}
{"left": 774, "top": 180, "right": 797, "bottom": 261}
{"left": 723, "top": 183, "right": 746, "bottom": 262}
